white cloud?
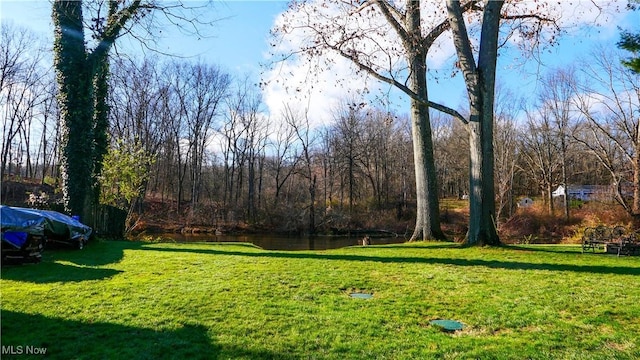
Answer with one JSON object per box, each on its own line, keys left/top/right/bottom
{"left": 262, "top": 55, "right": 387, "bottom": 128}
{"left": 262, "top": 0, "right": 633, "bottom": 128}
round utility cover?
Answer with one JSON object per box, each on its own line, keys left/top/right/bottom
{"left": 349, "top": 293, "right": 373, "bottom": 299}
{"left": 429, "top": 319, "right": 464, "bottom": 332}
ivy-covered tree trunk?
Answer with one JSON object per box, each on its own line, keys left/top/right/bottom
{"left": 52, "top": 0, "right": 142, "bottom": 223}
{"left": 53, "top": 0, "right": 94, "bottom": 220}
{"left": 92, "top": 61, "right": 109, "bottom": 177}
{"left": 91, "top": 54, "right": 111, "bottom": 200}
{"left": 633, "top": 120, "right": 640, "bottom": 226}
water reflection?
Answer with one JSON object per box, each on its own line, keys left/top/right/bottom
{"left": 148, "top": 233, "right": 407, "bottom": 251}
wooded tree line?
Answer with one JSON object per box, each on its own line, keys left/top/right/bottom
{"left": 1, "top": 1, "right": 638, "bottom": 240}
{"left": 2, "top": 16, "right": 638, "bottom": 235}
{"left": 268, "top": 0, "right": 636, "bottom": 244}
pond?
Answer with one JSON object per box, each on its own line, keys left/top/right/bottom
{"left": 146, "top": 233, "right": 408, "bottom": 251}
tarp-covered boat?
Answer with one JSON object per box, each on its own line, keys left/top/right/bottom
{"left": 1, "top": 206, "right": 92, "bottom": 263}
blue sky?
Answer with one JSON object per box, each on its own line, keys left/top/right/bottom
{"left": 1, "top": 0, "right": 637, "bottom": 126}
{"left": 0, "top": 0, "right": 287, "bottom": 76}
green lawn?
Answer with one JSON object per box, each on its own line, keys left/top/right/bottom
{"left": 1, "top": 240, "right": 639, "bottom": 359}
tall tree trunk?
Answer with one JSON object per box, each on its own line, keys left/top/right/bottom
{"left": 52, "top": 0, "right": 145, "bottom": 224}
{"left": 561, "top": 151, "right": 570, "bottom": 221}
{"left": 633, "top": 121, "right": 640, "bottom": 227}
{"left": 634, "top": 120, "right": 640, "bottom": 217}
{"left": 546, "top": 183, "right": 554, "bottom": 215}
{"left": 476, "top": 1, "right": 501, "bottom": 246}
{"left": 88, "top": 53, "right": 111, "bottom": 225}
{"left": 447, "top": 0, "right": 502, "bottom": 245}
{"left": 467, "top": 114, "right": 484, "bottom": 243}
{"left": 248, "top": 155, "right": 256, "bottom": 222}
{"left": 348, "top": 149, "right": 355, "bottom": 214}
{"left": 91, "top": 54, "right": 110, "bottom": 189}
{"left": 53, "top": 0, "right": 94, "bottom": 220}
{"left": 309, "top": 174, "right": 316, "bottom": 234}
{"left": 409, "top": 97, "right": 444, "bottom": 241}
{"left": 406, "top": 0, "right": 444, "bottom": 241}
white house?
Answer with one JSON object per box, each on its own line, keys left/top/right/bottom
{"left": 552, "top": 185, "right": 610, "bottom": 201}
{"left": 517, "top": 197, "right": 534, "bottom": 208}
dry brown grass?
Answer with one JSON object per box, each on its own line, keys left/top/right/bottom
{"left": 499, "top": 200, "right": 633, "bottom": 244}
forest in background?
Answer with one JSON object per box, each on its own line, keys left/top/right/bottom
{"left": 1, "top": 16, "right": 638, "bottom": 241}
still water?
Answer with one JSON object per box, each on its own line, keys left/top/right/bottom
{"left": 151, "top": 233, "right": 407, "bottom": 251}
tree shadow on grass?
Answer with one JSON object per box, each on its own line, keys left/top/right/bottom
{"left": 504, "top": 245, "right": 586, "bottom": 255}
{"left": 44, "top": 239, "right": 144, "bottom": 267}
{"left": 363, "top": 243, "right": 460, "bottom": 250}
{"left": 0, "top": 310, "right": 297, "bottom": 360}
{"left": 1, "top": 241, "right": 147, "bottom": 284}
{"left": 1, "top": 261, "right": 123, "bottom": 283}
{"left": 140, "top": 245, "right": 640, "bottom": 276}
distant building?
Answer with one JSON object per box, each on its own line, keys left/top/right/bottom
{"left": 517, "top": 197, "right": 534, "bottom": 208}
{"left": 552, "top": 185, "right": 611, "bottom": 201}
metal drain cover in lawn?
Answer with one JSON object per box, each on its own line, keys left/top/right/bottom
{"left": 349, "top": 292, "right": 373, "bottom": 299}
{"left": 429, "top": 319, "right": 464, "bottom": 332}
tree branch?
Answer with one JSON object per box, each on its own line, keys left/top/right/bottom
{"left": 424, "top": 0, "right": 480, "bottom": 48}
{"left": 446, "top": 0, "right": 478, "bottom": 95}
{"left": 372, "top": 0, "right": 411, "bottom": 47}
{"left": 327, "top": 42, "right": 467, "bottom": 124}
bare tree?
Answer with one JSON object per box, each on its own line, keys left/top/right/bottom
{"left": 181, "top": 62, "right": 230, "bottom": 210}
{"left": 110, "top": 57, "right": 167, "bottom": 157}
{"left": 0, "top": 22, "right": 46, "bottom": 181}
{"left": 161, "top": 63, "right": 189, "bottom": 213}
{"left": 520, "top": 106, "right": 563, "bottom": 214}
{"left": 331, "top": 101, "right": 367, "bottom": 213}
{"left": 315, "top": 104, "right": 411, "bottom": 216}
{"left": 432, "top": 112, "right": 467, "bottom": 199}
{"left": 446, "top": 0, "right": 568, "bottom": 242}
{"left": 35, "top": 79, "right": 60, "bottom": 184}
{"left": 360, "top": 109, "right": 397, "bottom": 208}
{"left": 269, "top": 115, "right": 301, "bottom": 206}
{"left": 283, "top": 105, "right": 318, "bottom": 234}
{"left": 109, "top": 57, "right": 171, "bottom": 213}
{"left": 445, "top": 0, "right": 608, "bottom": 243}
{"left": 493, "top": 88, "right": 520, "bottom": 225}
{"left": 572, "top": 47, "right": 640, "bottom": 221}
{"left": 229, "top": 78, "right": 268, "bottom": 222}
{"left": 538, "top": 68, "right": 580, "bottom": 221}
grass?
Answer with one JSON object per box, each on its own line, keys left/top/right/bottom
{"left": 1, "top": 240, "right": 639, "bottom": 359}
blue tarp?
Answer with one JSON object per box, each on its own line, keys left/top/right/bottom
{"left": 1, "top": 206, "right": 92, "bottom": 242}
{"left": 1, "top": 205, "right": 47, "bottom": 235}
{"left": 1, "top": 231, "right": 28, "bottom": 248}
